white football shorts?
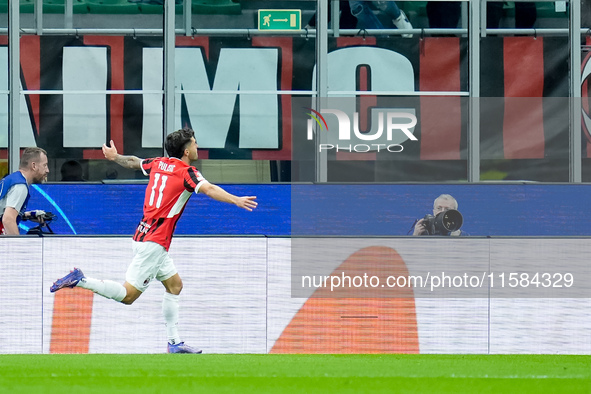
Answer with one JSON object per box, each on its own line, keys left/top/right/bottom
{"left": 126, "top": 240, "right": 178, "bottom": 292}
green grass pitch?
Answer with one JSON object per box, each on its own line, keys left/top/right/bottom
{"left": 0, "top": 354, "right": 589, "bottom": 393}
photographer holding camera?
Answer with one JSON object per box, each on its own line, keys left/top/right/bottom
{"left": 413, "top": 194, "right": 464, "bottom": 236}
{"left": 0, "top": 147, "right": 50, "bottom": 235}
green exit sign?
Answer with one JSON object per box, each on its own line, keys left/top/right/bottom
{"left": 258, "top": 9, "right": 301, "bottom": 31}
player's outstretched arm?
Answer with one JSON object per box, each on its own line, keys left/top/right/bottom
{"left": 102, "top": 140, "right": 142, "bottom": 170}
{"left": 199, "top": 182, "right": 257, "bottom": 211}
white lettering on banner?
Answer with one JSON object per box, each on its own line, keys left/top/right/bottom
{"left": 142, "top": 47, "right": 280, "bottom": 149}
{"left": 311, "top": 47, "right": 417, "bottom": 149}
{"left": 142, "top": 47, "right": 164, "bottom": 149}
{"left": 184, "top": 48, "right": 279, "bottom": 149}
{"left": 321, "top": 46, "right": 415, "bottom": 92}
{"left": 62, "top": 47, "right": 108, "bottom": 148}
{"left": 0, "top": 43, "right": 420, "bottom": 152}
{"left": 0, "top": 48, "right": 37, "bottom": 148}
{"left": 581, "top": 56, "right": 591, "bottom": 139}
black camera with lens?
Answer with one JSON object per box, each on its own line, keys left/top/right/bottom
{"left": 22, "top": 210, "right": 57, "bottom": 236}
{"left": 422, "top": 209, "right": 463, "bottom": 235}
{"left": 29, "top": 211, "right": 57, "bottom": 222}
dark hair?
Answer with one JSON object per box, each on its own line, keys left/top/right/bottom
{"left": 60, "top": 160, "right": 85, "bottom": 181}
{"left": 19, "top": 147, "right": 47, "bottom": 169}
{"left": 165, "top": 128, "right": 195, "bottom": 159}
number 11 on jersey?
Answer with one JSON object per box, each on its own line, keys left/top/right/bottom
{"left": 149, "top": 173, "right": 168, "bottom": 208}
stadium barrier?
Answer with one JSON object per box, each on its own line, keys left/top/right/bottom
{"left": 25, "top": 183, "right": 591, "bottom": 237}
{"left": 1, "top": 0, "right": 242, "bottom": 14}
{"left": 1, "top": 236, "right": 589, "bottom": 354}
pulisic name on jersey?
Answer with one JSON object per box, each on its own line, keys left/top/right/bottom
{"left": 158, "top": 162, "right": 176, "bottom": 172}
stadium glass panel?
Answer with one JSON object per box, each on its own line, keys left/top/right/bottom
{"left": 0, "top": 31, "right": 4, "bottom": 176}
{"left": 479, "top": 1, "right": 570, "bottom": 182}
{"left": 0, "top": 93, "right": 5, "bottom": 177}
{"left": 174, "top": 1, "right": 316, "bottom": 183}
{"left": 15, "top": 0, "right": 164, "bottom": 30}
{"left": 19, "top": 55, "right": 166, "bottom": 182}
{"left": 17, "top": 0, "right": 165, "bottom": 180}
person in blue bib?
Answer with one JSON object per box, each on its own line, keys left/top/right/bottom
{"left": 0, "top": 147, "right": 50, "bottom": 235}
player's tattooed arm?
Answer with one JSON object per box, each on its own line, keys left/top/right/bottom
{"left": 113, "top": 155, "right": 142, "bottom": 169}
{"left": 102, "top": 140, "right": 143, "bottom": 170}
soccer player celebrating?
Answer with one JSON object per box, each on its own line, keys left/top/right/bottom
{"left": 50, "top": 128, "right": 257, "bottom": 353}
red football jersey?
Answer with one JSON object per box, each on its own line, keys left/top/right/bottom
{"left": 133, "top": 157, "right": 207, "bottom": 250}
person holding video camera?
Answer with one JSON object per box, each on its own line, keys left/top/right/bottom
{"left": 0, "top": 147, "right": 50, "bottom": 235}
{"left": 413, "top": 194, "right": 464, "bottom": 236}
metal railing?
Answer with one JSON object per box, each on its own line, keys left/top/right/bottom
{"left": 4, "top": 0, "right": 585, "bottom": 182}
